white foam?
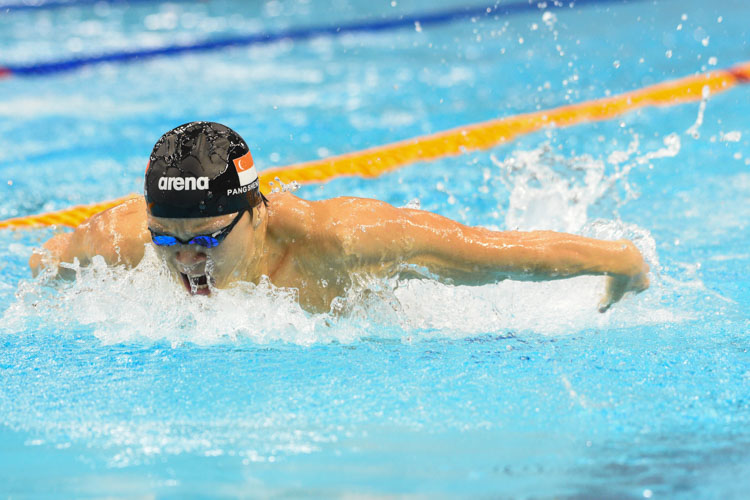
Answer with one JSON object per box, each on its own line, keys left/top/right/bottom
{"left": 3, "top": 246, "right": 691, "bottom": 345}
{"left": 5, "top": 247, "right": 339, "bottom": 346}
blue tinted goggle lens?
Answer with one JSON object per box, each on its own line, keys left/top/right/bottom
{"left": 149, "top": 209, "right": 245, "bottom": 249}
{"left": 188, "top": 236, "right": 220, "bottom": 248}
{"left": 152, "top": 235, "right": 179, "bottom": 246}
{"left": 151, "top": 234, "right": 220, "bottom": 248}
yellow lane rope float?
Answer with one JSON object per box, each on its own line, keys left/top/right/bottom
{"left": 2, "top": 60, "right": 749, "bottom": 230}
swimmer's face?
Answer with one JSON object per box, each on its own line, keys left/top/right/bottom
{"left": 147, "top": 208, "right": 262, "bottom": 296}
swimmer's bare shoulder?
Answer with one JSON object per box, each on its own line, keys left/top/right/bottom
{"left": 265, "top": 192, "right": 400, "bottom": 253}
{"left": 262, "top": 193, "right": 407, "bottom": 278}
{"left": 29, "top": 196, "right": 149, "bottom": 278}
{"left": 264, "top": 191, "right": 315, "bottom": 240}
{"left": 263, "top": 192, "right": 352, "bottom": 270}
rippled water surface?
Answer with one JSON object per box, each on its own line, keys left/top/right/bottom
{"left": 1, "top": 0, "right": 749, "bottom": 497}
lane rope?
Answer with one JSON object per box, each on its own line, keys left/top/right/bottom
{"left": 262, "top": 61, "right": 750, "bottom": 183}
{"left": 0, "top": 0, "right": 636, "bottom": 78}
{"left": 2, "top": 60, "right": 749, "bottom": 230}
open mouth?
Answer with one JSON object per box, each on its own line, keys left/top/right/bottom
{"left": 180, "top": 273, "right": 212, "bottom": 296}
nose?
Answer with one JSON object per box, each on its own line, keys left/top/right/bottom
{"left": 175, "top": 248, "right": 207, "bottom": 267}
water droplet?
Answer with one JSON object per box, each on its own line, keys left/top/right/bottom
{"left": 542, "top": 11, "right": 556, "bottom": 28}
{"left": 720, "top": 131, "right": 741, "bottom": 142}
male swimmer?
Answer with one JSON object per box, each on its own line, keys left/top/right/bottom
{"left": 30, "top": 121, "right": 649, "bottom": 313}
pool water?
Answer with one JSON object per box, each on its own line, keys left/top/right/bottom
{"left": 1, "top": 0, "right": 749, "bottom": 496}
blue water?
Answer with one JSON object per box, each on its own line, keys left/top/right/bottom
{"left": 1, "top": 0, "right": 749, "bottom": 497}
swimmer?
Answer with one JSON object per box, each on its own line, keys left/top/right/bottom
{"left": 29, "top": 121, "right": 649, "bottom": 313}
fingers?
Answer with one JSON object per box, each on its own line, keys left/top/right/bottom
{"left": 29, "top": 233, "right": 72, "bottom": 278}
{"left": 28, "top": 249, "right": 45, "bottom": 278}
{"left": 598, "top": 241, "right": 651, "bottom": 313}
{"left": 597, "top": 301, "right": 612, "bottom": 314}
{"left": 598, "top": 275, "right": 628, "bottom": 313}
{"left": 597, "top": 270, "right": 650, "bottom": 313}
{"left": 633, "top": 272, "right": 650, "bottom": 293}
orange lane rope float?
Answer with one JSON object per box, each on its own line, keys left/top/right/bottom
{"left": 2, "top": 60, "right": 749, "bottom": 230}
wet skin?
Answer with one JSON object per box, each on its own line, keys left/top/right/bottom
{"left": 30, "top": 192, "right": 649, "bottom": 313}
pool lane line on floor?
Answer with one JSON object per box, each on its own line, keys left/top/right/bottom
{"left": 0, "top": 0, "right": 639, "bottom": 78}
{"left": 2, "top": 59, "right": 749, "bottom": 230}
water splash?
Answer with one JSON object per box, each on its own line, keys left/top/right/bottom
{"left": 268, "top": 176, "right": 301, "bottom": 194}
{"left": 401, "top": 198, "right": 421, "bottom": 209}
{"left": 491, "top": 134, "right": 680, "bottom": 234}
{"left": 4, "top": 247, "right": 340, "bottom": 346}
{"left": 686, "top": 85, "right": 711, "bottom": 139}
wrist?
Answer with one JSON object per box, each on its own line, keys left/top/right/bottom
{"left": 611, "top": 239, "right": 645, "bottom": 277}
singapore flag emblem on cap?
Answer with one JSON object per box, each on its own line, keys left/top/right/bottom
{"left": 233, "top": 151, "right": 258, "bottom": 187}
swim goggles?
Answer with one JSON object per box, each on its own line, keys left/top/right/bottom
{"left": 149, "top": 209, "right": 246, "bottom": 248}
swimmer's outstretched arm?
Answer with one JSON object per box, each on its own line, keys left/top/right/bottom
{"left": 29, "top": 196, "right": 149, "bottom": 279}
{"left": 321, "top": 197, "right": 649, "bottom": 312}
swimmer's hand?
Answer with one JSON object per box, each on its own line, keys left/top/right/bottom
{"left": 29, "top": 232, "right": 73, "bottom": 279}
{"left": 29, "top": 196, "right": 149, "bottom": 279}
{"left": 597, "top": 240, "right": 650, "bottom": 313}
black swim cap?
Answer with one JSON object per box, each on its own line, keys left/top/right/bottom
{"left": 144, "top": 121, "right": 260, "bottom": 218}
